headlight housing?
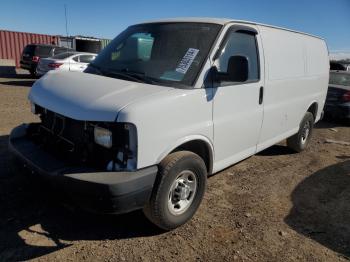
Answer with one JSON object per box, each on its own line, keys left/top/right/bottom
{"left": 94, "top": 126, "right": 113, "bottom": 148}
{"left": 106, "top": 123, "right": 137, "bottom": 171}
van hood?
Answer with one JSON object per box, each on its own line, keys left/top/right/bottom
{"left": 29, "top": 71, "right": 172, "bottom": 121}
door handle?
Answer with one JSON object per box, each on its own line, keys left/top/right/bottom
{"left": 259, "top": 86, "right": 264, "bottom": 105}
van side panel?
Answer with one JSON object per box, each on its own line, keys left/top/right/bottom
{"left": 257, "top": 25, "right": 328, "bottom": 152}
{"left": 304, "top": 38, "right": 329, "bottom": 121}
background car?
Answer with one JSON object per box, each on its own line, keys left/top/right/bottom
{"left": 324, "top": 71, "right": 350, "bottom": 120}
{"left": 330, "top": 61, "right": 350, "bottom": 72}
{"left": 20, "top": 44, "right": 71, "bottom": 77}
{"left": 36, "top": 52, "right": 97, "bottom": 76}
{"left": 330, "top": 61, "right": 347, "bottom": 71}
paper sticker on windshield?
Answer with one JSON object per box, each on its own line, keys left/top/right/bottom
{"left": 175, "top": 48, "right": 199, "bottom": 74}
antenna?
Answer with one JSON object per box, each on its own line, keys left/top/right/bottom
{"left": 64, "top": 4, "right": 71, "bottom": 70}
{"left": 64, "top": 4, "right": 69, "bottom": 38}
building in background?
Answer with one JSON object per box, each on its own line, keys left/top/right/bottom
{"left": 100, "top": 38, "right": 111, "bottom": 49}
{"left": 0, "top": 30, "right": 58, "bottom": 68}
{"left": 0, "top": 29, "right": 111, "bottom": 68}
{"left": 58, "top": 36, "right": 111, "bottom": 54}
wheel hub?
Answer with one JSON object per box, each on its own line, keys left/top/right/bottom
{"left": 301, "top": 121, "right": 310, "bottom": 144}
{"left": 168, "top": 170, "right": 197, "bottom": 215}
{"left": 175, "top": 182, "right": 191, "bottom": 200}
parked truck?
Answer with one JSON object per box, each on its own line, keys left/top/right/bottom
{"left": 9, "top": 18, "right": 329, "bottom": 230}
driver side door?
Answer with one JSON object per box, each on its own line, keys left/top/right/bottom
{"left": 212, "top": 25, "right": 265, "bottom": 171}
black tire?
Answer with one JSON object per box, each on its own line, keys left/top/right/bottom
{"left": 143, "top": 151, "right": 207, "bottom": 230}
{"left": 287, "top": 112, "right": 314, "bottom": 152}
{"left": 29, "top": 68, "right": 36, "bottom": 77}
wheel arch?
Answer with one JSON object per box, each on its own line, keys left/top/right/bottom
{"left": 306, "top": 101, "right": 318, "bottom": 121}
{"left": 157, "top": 136, "right": 214, "bottom": 175}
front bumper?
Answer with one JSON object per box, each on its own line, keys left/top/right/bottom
{"left": 9, "top": 124, "right": 158, "bottom": 214}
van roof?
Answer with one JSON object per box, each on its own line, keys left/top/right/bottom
{"left": 138, "top": 17, "right": 324, "bottom": 40}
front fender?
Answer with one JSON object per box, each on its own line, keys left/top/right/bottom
{"left": 156, "top": 135, "right": 215, "bottom": 172}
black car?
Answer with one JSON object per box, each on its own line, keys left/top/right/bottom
{"left": 20, "top": 44, "right": 71, "bottom": 76}
{"left": 330, "top": 61, "right": 347, "bottom": 71}
{"left": 324, "top": 71, "right": 350, "bottom": 120}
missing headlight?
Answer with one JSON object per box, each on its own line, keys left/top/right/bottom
{"left": 106, "top": 123, "right": 137, "bottom": 171}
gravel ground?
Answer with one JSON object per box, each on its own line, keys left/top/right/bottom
{"left": 0, "top": 74, "right": 349, "bottom": 262}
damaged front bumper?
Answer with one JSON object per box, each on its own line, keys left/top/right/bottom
{"left": 8, "top": 124, "right": 157, "bottom": 214}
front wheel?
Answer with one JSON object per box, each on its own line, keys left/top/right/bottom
{"left": 287, "top": 112, "right": 314, "bottom": 152}
{"left": 143, "top": 151, "right": 207, "bottom": 230}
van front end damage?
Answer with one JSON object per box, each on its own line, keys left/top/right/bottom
{"left": 9, "top": 115, "right": 157, "bottom": 214}
{"left": 30, "top": 104, "right": 139, "bottom": 171}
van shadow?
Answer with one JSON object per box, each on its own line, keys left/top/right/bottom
{"left": 0, "top": 135, "right": 163, "bottom": 261}
{"left": 285, "top": 159, "right": 350, "bottom": 258}
{"left": 257, "top": 144, "right": 296, "bottom": 156}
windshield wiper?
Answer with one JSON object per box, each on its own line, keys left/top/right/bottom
{"left": 120, "top": 70, "right": 155, "bottom": 84}
{"left": 87, "top": 65, "right": 155, "bottom": 84}
{"left": 101, "top": 69, "right": 146, "bottom": 83}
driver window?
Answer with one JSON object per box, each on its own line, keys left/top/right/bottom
{"left": 216, "top": 30, "right": 259, "bottom": 83}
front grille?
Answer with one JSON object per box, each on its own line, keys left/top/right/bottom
{"left": 27, "top": 107, "right": 118, "bottom": 169}
{"left": 40, "top": 109, "right": 88, "bottom": 151}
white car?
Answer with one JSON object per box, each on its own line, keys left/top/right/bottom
{"left": 10, "top": 18, "right": 329, "bottom": 230}
{"left": 36, "top": 52, "right": 97, "bottom": 76}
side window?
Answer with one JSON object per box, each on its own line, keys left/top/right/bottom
{"left": 72, "top": 56, "right": 80, "bottom": 62}
{"left": 79, "top": 55, "right": 95, "bottom": 63}
{"left": 217, "top": 30, "right": 259, "bottom": 83}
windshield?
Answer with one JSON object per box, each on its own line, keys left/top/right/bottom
{"left": 329, "top": 72, "right": 350, "bottom": 86}
{"left": 52, "top": 52, "right": 76, "bottom": 59}
{"left": 86, "top": 22, "right": 222, "bottom": 87}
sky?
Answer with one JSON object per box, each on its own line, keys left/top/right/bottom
{"left": 0, "top": 0, "right": 349, "bottom": 54}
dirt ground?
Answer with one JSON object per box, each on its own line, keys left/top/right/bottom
{"left": 0, "top": 73, "right": 349, "bottom": 262}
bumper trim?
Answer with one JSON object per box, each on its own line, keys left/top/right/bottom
{"left": 9, "top": 124, "right": 158, "bottom": 214}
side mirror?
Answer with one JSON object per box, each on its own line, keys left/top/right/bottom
{"left": 227, "top": 55, "right": 249, "bottom": 82}
{"left": 215, "top": 55, "right": 249, "bottom": 83}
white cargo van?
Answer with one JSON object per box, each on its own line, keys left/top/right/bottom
{"left": 9, "top": 18, "right": 329, "bottom": 230}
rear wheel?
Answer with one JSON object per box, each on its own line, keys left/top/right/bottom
{"left": 143, "top": 151, "right": 207, "bottom": 230}
{"left": 29, "top": 69, "right": 36, "bottom": 77}
{"left": 287, "top": 112, "right": 314, "bottom": 152}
